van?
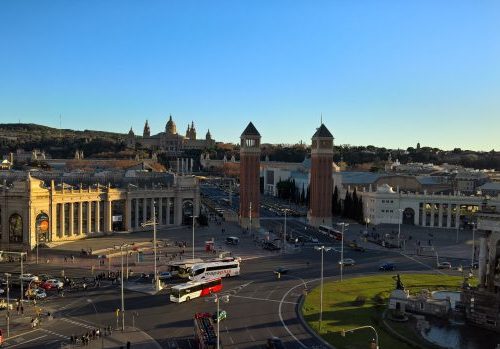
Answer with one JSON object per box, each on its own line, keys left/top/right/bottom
{"left": 225, "top": 237, "right": 239, "bottom": 245}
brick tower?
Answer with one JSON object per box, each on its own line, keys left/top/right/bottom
{"left": 308, "top": 124, "right": 334, "bottom": 227}
{"left": 239, "top": 122, "right": 261, "bottom": 229}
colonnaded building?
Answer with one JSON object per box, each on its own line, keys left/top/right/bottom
{"left": 359, "top": 184, "right": 500, "bottom": 228}
{"left": 0, "top": 170, "right": 200, "bottom": 249}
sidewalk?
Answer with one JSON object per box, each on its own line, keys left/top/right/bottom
{"left": 64, "top": 326, "right": 161, "bottom": 349}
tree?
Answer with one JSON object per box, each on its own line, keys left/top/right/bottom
{"left": 332, "top": 185, "right": 339, "bottom": 215}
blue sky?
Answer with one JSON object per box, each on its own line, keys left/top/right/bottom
{"left": 1, "top": 1, "right": 499, "bottom": 150}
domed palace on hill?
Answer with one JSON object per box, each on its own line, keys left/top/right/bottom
{"left": 126, "top": 115, "right": 215, "bottom": 156}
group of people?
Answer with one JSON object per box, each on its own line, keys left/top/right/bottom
{"left": 69, "top": 326, "right": 110, "bottom": 346}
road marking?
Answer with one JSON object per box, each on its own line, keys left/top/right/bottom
{"left": 231, "top": 294, "right": 297, "bottom": 305}
{"left": 59, "top": 317, "right": 94, "bottom": 329}
{"left": 40, "top": 328, "right": 70, "bottom": 340}
{"left": 2, "top": 329, "right": 40, "bottom": 341}
{"left": 6, "top": 334, "right": 47, "bottom": 348}
{"left": 400, "top": 252, "right": 447, "bottom": 275}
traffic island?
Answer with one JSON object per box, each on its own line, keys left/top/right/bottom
{"left": 301, "top": 274, "right": 466, "bottom": 349}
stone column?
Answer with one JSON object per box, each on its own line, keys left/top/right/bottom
{"left": 78, "top": 202, "right": 83, "bottom": 235}
{"left": 174, "top": 197, "right": 183, "bottom": 225}
{"left": 87, "top": 201, "right": 92, "bottom": 233}
{"left": 430, "top": 203, "right": 435, "bottom": 227}
{"left": 158, "top": 198, "right": 163, "bottom": 226}
{"left": 69, "top": 202, "right": 74, "bottom": 236}
{"left": 455, "top": 205, "right": 460, "bottom": 229}
{"left": 438, "top": 203, "right": 443, "bottom": 228}
{"left": 446, "top": 205, "right": 452, "bottom": 228}
{"left": 421, "top": 203, "right": 427, "bottom": 227}
{"left": 142, "top": 198, "right": 147, "bottom": 225}
{"left": 106, "top": 200, "right": 113, "bottom": 232}
{"left": 478, "top": 237, "right": 488, "bottom": 288}
{"left": 135, "top": 199, "right": 139, "bottom": 230}
{"left": 95, "top": 201, "right": 100, "bottom": 232}
{"left": 60, "top": 203, "right": 65, "bottom": 238}
{"left": 166, "top": 198, "right": 171, "bottom": 225}
{"left": 125, "top": 199, "right": 132, "bottom": 232}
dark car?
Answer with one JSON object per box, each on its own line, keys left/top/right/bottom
{"left": 263, "top": 242, "right": 280, "bottom": 251}
{"left": 266, "top": 337, "right": 285, "bottom": 349}
{"left": 379, "top": 263, "right": 396, "bottom": 271}
{"left": 274, "top": 267, "right": 289, "bottom": 275}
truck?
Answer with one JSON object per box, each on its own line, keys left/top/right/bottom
{"left": 194, "top": 312, "right": 219, "bottom": 349}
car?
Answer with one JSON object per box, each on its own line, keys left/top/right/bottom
{"left": 20, "top": 274, "right": 39, "bottom": 282}
{"left": 379, "top": 263, "right": 396, "bottom": 271}
{"left": 437, "top": 262, "right": 452, "bottom": 269}
{"left": 38, "top": 274, "right": 54, "bottom": 282}
{"left": 338, "top": 258, "right": 355, "bottom": 266}
{"left": 349, "top": 242, "right": 366, "bottom": 252}
{"left": 25, "top": 287, "right": 47, "bottom": 299}
{"left": 310, "top": 237, "right": 319, "bottom": 243}
{"left": 158, "top": 272, "right": 173, "bottom": 281}
{"left": 40, "top": 279, "right": 64, "bottom": 290}
{"left": 266, "top": 337, "right": 285, "bottom": 349}
{"left": 263, "top": 242, "right": 280, "bottom": 251}
{"left": 274, "top": 267, "right": 289, "bottom": 275}
{"left": 0, "top": 288, "right": 4, "bottom": 295}
{"left": 212, "top": 310, "right": 227, "bottom": 323}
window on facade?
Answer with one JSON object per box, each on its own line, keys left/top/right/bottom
{"left": 9, "top": 213, "right": 23, "bottom": 243}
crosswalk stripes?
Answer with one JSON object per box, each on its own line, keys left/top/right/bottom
{"left": 40, "top": 328, "right": 70, "bottom": 340}
{"left": 59, "top": 317, "right": 95, "bottom": 329}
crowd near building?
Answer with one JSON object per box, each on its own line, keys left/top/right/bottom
{"left": 0, "top": 170, "right": 200, "bottom": 249}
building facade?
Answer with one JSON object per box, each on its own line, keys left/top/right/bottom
{"left": 308, "top": 124, "right": 334, "bottom": 227}
{"left": 0, "top": 171, "right": 200, "bottom": 249}
{"left": 359, "top": 184, "right": 500, "bottom": 228}
{"left": 239, "top": 122, "right": 261, "bottom": 229}
{"left": 126, "top": 115, "right": 215, "bottom": 155}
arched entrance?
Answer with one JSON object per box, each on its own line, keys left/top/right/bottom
{"left": 182, "top": 200, "right": 194, "bottom": 225}
{"left": 9, "top": 213, "right": 23, "bottom": 243}
{"left": 402, "top": 208, "right": 415, "bottom": 225}
{"left": 36, "top": 213, "right": 50, "bottom": 243}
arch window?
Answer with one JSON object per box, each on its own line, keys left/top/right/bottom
{"left": 9, "top": 213, "right": 23, "bottom": 243}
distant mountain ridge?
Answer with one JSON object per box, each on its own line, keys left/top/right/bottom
{"left": 0, "top": 123, "right": 124, "bottom": 138}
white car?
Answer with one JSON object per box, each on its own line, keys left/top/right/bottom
{"left": 338, "top": 258, "right": 356, "bottom": 266}
{"left": 20, "top": 274, "right": 39, "bottom": 282}
{"left": 437, "top": 262, "right": 452, "bottom": 269}
{"left": 158, "top": 272, "right": 173, "bottom": 281}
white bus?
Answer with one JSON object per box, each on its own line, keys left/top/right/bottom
{"left": 170, "top": 278, "right": 222, "bottom": 303}
{"left": 167, "top": 258, "right": 204, "bottom": 278}
{"left": 189, "top": 261, "right": 240, "bottom": 281}
{"left": 318, "top": 225, "right": 342, "bottom": 241}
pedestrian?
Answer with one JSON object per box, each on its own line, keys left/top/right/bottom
{"left": 21, "top": 304, "right": 24, "bottom": 315}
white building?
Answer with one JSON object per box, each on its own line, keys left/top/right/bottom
{"left": 360, "top": 184, "right": 500, "bottom": 228}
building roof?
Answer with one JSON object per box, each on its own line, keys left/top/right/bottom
{"left": 478, "top": 182, "right": 500, "bottom": 191}
{"left": 241, "top": 122, "right": 260, "bottom": 137}
{"left": 416, "top": 176, "right": 444, "bottom": 185}
{"left": 312, "top": 124, "right": 333, "bottom": 138}
{"left": 340, "top": 171, "right": 382, "bottom": 184}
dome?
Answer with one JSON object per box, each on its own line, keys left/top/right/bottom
{"left": 377, "top": 184, "right": 395, "bottom": 194}
{"left": 166, "top": 114, "right": 177, "bottom": 134}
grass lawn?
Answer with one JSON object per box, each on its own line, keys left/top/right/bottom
{"left": 302, "top": 273, "right": 465, "bottom": 349}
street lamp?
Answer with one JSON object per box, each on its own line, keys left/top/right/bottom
{"left": 283, "top": 208, "right": 289, "bottom": 254}
{"left": 4, "top": 273, "right": 11, "bottom": 338}
{"left": 116, "top": 243, "right": 129, "bottom": 332}
{"left": 398, "top": 208, "right": 404, "bottom": 249}
{"left": 314, "top": 245, "right": 332, "bottom": 333}
{"left": 337, "top": 222, "right": 349, "bottom": 282}
{"left": 471, "top": 222, "right": 476, "bottom": 268}
{"left": 341, "top": 325, "right": 379, "bottom": 349}
{"left": 190, "top": 215, "right": 198, "bottom": 260}
{"left": 213, "top": 293, "right": 230, "bottom": 349}
{"left": 141, "top": 201, "right": 159, "bottom": 291}
{"left": 87, "top": 299, "right": 104, "bottom": 348}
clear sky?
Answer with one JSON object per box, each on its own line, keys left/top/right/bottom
{"left": 1, "top": 1, "right": 499, "bottom": 150}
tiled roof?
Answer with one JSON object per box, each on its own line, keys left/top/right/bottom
{"left": 241, "top": 122, "right": 260, "bottom": 137}
{"left": 312, "top": 124, "right": 333, "bottom": 138}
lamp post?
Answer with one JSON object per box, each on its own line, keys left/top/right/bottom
{"left": 213, "top": 293, "right": 230, "bottom": 349}
{"left": 341, "top": 325, "right": 379, "bottom": 349}
{"left": 5, "top": 273, "right": 11, "bottom": 338}
{"left": 314, "top": 245, "right": 332, "bottom": 333}
{"left": 117, "top": 243, "right": 129, "bottom": 332}
{"left": 87, "top": 299, "right": 104, "bottom": 348}
{"left": 190, "top": 215, "right": 198, "bottom": 260}
{"left": 337, "top": 222, "right": 349, "bottom": 282}
{"left": 471, "top": 222, "right": 476, "bottom": 268}
{"left": 398, "top": 208, "right": 404, "bottom": 249}
{"left": 141, "top": 202, "right": 159, "bottom": 291}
